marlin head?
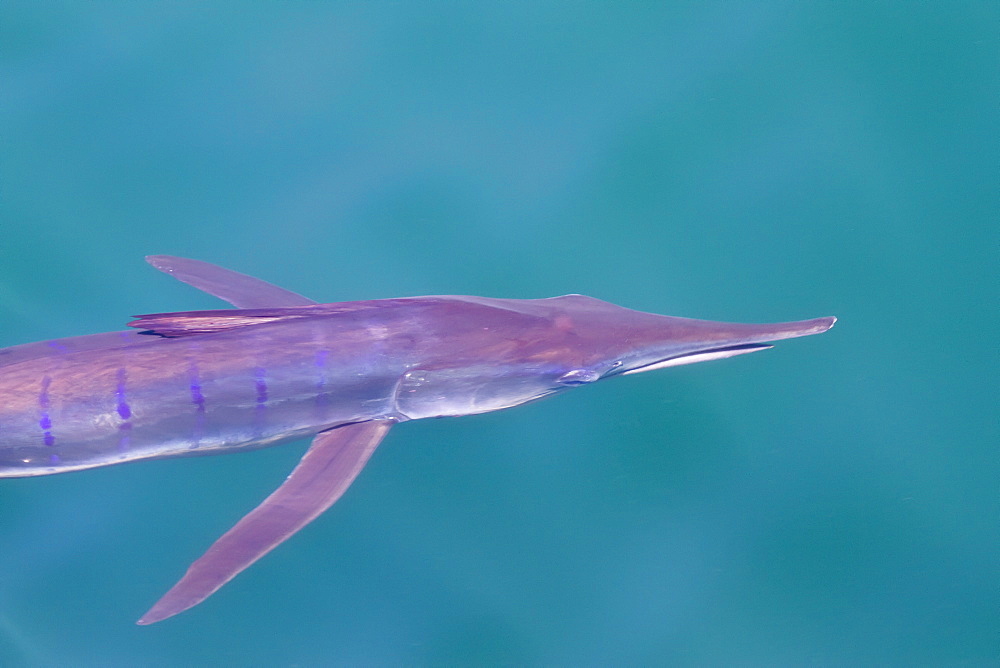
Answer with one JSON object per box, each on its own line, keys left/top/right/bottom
{"left": 393, "top": 294, "right": 835, "bottom": 419}
{"left": 535, "top": 294, "right": 836, "bottom": 380}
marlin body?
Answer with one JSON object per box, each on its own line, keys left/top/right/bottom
{"left": 0, "top": 256, "right": 835, "bottom": 624}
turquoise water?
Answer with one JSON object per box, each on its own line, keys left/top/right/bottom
{"left": 1, "top": 2, "right": 996, "bottom": 665}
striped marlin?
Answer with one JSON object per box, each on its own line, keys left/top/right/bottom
{"left": 0, "top": 256, "right": 836, "bottom": 624}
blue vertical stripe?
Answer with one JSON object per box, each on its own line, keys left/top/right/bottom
{"left": 38, "top": 375, "right": 55, "bottom": 447}
{"left": 116, "top": 368, "right": 132, "bottom": 453}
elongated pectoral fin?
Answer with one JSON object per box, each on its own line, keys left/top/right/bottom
{"left": 137, "top": 420, "right": 392, "bottom": 625}
{"left": 145, "top": 255, "right": 317, "bottom": 308}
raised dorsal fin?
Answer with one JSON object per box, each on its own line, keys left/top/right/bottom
{"left": 146, "top": 255, "right": 317, "bottom": 308}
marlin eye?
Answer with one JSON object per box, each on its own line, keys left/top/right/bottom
{"left": 556, "top": 369, "right": 601, "bottom": 386}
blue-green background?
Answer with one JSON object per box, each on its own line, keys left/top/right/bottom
{"left": 1, "top": 2, "right": 996, "bottom": 665}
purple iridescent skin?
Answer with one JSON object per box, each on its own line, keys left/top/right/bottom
{"left": 0, "top": 256, "right": 835, "bottom": 624}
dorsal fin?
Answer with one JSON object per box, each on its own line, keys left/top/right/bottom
{"left": 128, "top": 306, "right": 334, "bottom": 337}
{"left": 146, "top": 255, "right": 317, "bottom": 308}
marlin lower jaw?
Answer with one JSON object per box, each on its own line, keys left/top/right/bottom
{"left": 622, "top": 343, "right": 773, "bottom": 375}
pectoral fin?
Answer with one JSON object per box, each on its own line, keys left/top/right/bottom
{"left": 137, "top": 420, "right": 392, "bottom": 625}
{"left": 146, "top": 255, "right": 317, "bottom": 308}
